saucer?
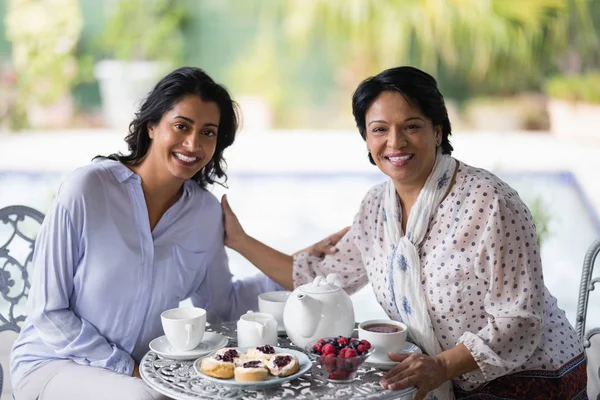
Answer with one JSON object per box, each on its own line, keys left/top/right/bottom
{"left": 149, "top": 332, "right": 229, "bottom": 360}
{"left": 363, "top": 342, "right": 422, "bottom": 370}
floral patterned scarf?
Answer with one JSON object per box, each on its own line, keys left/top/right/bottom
{"left": 383, "top": 150, "right": 457, "bottom": 400}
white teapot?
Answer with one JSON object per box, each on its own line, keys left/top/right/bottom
{"left": 283, "top": 273, "right": 355, "bottom": 347}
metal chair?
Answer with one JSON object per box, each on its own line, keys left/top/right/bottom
{"left": 576, "top": 239, "right": 600, "bottom": 400}
{"left": 0, "top": 205, "right": 45, "bottom": 396}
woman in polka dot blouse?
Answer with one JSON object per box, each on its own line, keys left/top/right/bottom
{"left": 221, "top": 66, "right": 587, "bottom": 400}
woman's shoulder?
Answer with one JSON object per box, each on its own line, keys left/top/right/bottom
{"left": 56, "top": 159, "right": 119, "bottom": 201}
{"left": 456, "top": 161, "right": 520, "bottom": 203}
{"left": 455, "top": 161, "right": 531, "bottom": 221}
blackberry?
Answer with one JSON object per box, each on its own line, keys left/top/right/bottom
{"left": 273, "top": 355, "right": 292, "bottom": 368}
{"left": 216, "top": 349, "right": 239, "bottom": 362}
{"left": 256, "top": 345, "right": 275, "bottom": 354}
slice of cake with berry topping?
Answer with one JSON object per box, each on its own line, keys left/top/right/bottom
{"left": 266, "top": 353, "right": 299, "bottom": 377}
{"left": 234, "top": 359, "right": 269, "bottom": 382}
{"left": 246, "top": 344, "right": 277, "bottom": 361}
{"left": 200, "top": 348, "right": 241, "bottom": 379}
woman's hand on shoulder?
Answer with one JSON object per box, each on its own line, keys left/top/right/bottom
{"left": 221, "top": 194, "right": 248, "bottom": 251}
{"left": 293, "top": 227, "right": 350, "bottom": 257}
{"left": 380, "top": 352, "right": 449, "bottom": 400}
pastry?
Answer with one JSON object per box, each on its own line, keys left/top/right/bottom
{"left": 266, "top": 353, "right": 299, "bottom": 377}
{"left": 234, "top": 359, "right": 269, "bottom": 382}
{"left": 200, "top": 348, "right": 241, "bottom": 379}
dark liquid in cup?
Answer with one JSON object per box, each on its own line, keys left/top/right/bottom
{"left": 363, "top": 323, "right": 401, "bottom": 333}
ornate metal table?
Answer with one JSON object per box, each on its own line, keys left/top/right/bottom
{"left": 140, "top": 322, "right": 417, "bottom": 400}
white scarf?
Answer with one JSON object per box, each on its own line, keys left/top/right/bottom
{"left": 383, "top": 151, "right": 457, "bottom": 400}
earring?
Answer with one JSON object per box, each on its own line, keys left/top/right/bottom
{"left": 436, "top": 139, "right": 441, "bottom": 146}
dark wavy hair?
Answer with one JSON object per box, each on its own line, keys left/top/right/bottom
{"left": 352, "top": 66, "right": 453, "bottom": 165}
{"left": 102, "top": 66, "right": 239, "bottom": 188}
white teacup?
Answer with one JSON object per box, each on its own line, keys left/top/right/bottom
{"left": 237, "top": 311, "right": 278, "bottom": 348}
{"left": 358, "top": 319, "right": 408, "bottom": 361}
{"left": 258, "top": 291, "right": 291, "bottom": 330}
{"left": 161, "top": 307, "right": 206, "bottom": 351}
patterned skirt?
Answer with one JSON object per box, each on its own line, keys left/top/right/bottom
{"left": 455, "top": 352, "right": 588, "bottom": 400}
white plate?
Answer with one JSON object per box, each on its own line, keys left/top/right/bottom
{"left": 363, "top": 342, "right": 422, "bottom": 370}
{"left": 194, "top": 346, "right": 312, "bottom": 390}
{"left": 149, "top": 332, "right": 229, "bottom": 360}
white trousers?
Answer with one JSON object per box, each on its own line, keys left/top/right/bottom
{"left": 14, "top": 360, "right": 170, "bottom": 400}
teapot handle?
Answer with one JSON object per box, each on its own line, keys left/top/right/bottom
{"left": 326, "top": 273, "right": 343, "bottom": 288}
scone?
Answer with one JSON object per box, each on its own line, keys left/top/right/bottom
{"left": 200, "top": 348, "right": 241, "bottom": 379}
{"left": 246, "top": 345, "right": 277, "bottom": 361}
{"left": 234, "top": 359, "right": 269, "bottom": 382}
{"left": 266, "top": 353, "right": 300, "bottom": 377}
{"left": 200, "top": 357, "right": 234, "bottom": 379}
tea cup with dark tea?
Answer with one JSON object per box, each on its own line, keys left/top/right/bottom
{"left": 358, "top": 319, "right": 407, "bottom": 361}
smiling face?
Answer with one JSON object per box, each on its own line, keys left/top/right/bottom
{"left": 365, "top": 91, "right": 441, "bottom": 191}
{"left": 145, "top": 95, "right": 220, "bottom": 183}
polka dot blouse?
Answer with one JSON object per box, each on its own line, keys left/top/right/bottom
{"left": 292, "top": 161, "right": 583, "bottom": 391}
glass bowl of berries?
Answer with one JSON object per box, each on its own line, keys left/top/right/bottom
{"left": 305, "top": 336, "right": 372, "bottom": 383}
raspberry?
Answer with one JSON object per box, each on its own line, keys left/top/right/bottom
{"left": 357, "top": 344, "right": 367, "bottom": 354}
{"left": 312, "top": 344, "right": 322, "bottom": 354}
{"left": 321, "top": 343, "right": 335, "bottom": 355}
{"left": 338, "top": 348, "right": 347, "bottom": 358}
{"left": 344, "top": 349, "right": 358, "bottom": 358}
{"left": 337, "top": 337, "right": 349, "bottom": 346}
{"left": 360, "top": 339, "right": 371, "bottom": 349}
{"left": 322, "top": 352, "right": 336, "bottom": 368}
{"left": 318, "top": 339, "right": 327, "bottom": 345}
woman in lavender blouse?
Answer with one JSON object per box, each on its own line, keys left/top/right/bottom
{"left": 10, "top": 67, "right": 281, "bottom": 399}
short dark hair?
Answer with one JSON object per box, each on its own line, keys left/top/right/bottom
{"left": 352, "top": 66, "right": 453, "bottom": 165}
{"left": 103, "top": 66, "right": 239, "bottom": 188}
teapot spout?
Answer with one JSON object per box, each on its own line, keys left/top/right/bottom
{"left": 295, "top": 293, "right": 322, "bottom": 338}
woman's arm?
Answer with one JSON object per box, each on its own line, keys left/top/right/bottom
{"left": 221, "top": 194, "right": 364, "bottom": 292}
{"left": 221, "top": 194, "right": 350, "bottom": 290}
{"left": 456, "top": 195, "right": 545, "bottom": 384}
{"left": 221, "top": 194, "right": 294, "bottom": 288}
{"left": 436, "top": 343, "right": 479, "bottom": 379}
{"left": 27, "top": 200, "right": 134, "bottom": 375}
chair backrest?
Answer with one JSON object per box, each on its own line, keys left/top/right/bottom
{"left": 576, "top": 239, "right": 600, "bottom": 400}
{"left": 0, "top": 205, "right": 45, "bottom": 334}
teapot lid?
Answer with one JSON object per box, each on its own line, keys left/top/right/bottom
{"left": 300, "top": 273, "right": 343, "bottom": 294}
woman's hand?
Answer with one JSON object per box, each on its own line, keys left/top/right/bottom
{"left": 221, "top": 194, "right": 248, "bottom": 251}
{"left": 380, "top": 352, "right": 449, "bottom": 400}
{"left": 293, "top": 227, "right": 350, "bottom": 257}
